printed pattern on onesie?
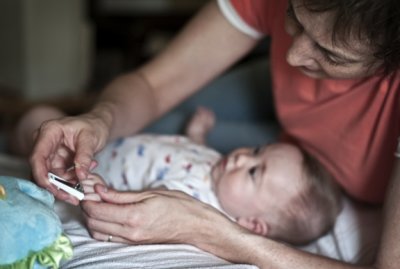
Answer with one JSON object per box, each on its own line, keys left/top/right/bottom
{"left": 93, "top": 134, "right": 226, "bottom": 213}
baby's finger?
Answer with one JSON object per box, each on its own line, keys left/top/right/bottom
{"left": 81, "top": 179, "right": 96, "bottom": 187}
{"left": 82, "top": 184, "right": 95, "bottom": 193}
{"left": 84, "top": 192, "right": 102, "bottom": 201}
{"left": 89, "top": 160, "right": 98, "bottom": 171}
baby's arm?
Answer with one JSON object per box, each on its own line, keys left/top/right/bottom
{"left": 81, "top": 173, "right": 107, "bottom": 201}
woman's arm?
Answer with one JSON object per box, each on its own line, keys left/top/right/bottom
{"left": 81, "top": 186, "right": 372, "bottom": 269}
{"left": 93, "top": 0, "right": 258, "bottom": 141}
{"left": 80, "top": 149, "right": 400, "bottom": 269}
{"left": 30, "top": 0, "right": 258, "bottom": 190}
{"left": 214, "top": 229, "right": 371, "bottom": 269}
{"left": 82, "top": 163, "right": 400, "bottom": 269}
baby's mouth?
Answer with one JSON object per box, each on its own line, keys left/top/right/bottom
{"left": 221, "top": 158, "right": 227, "bottom": 170}
{"left": 211, "top": 158, "right": 226, "bottom": 191}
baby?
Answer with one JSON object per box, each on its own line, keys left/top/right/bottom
{"left": 83, "top": 108, "right": 342, "bottom": 245}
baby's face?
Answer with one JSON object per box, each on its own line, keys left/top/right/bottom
{"left": 211, "top": 143, "right": 306, "bottom": 220}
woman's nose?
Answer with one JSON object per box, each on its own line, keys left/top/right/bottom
{"left": 286, "top": 34, "right": 317, "bottom": 68}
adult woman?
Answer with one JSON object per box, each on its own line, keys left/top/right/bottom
{"left": 31, "top": 0, "right": 400, "bottom": 268}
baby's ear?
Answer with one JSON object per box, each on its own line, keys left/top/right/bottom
{"left": 237, "top": 217, "right": 269, "bottom": 236}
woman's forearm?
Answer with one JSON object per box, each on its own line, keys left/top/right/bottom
{"left": 88, "top": 0, "right": 257, "bottom": 142}
{"left": 205, "top": 227, "right": 371, "bottom": 269}
{"left": 187, "top": 206, "right": 371, "bottom": 269}
{"left": 91, "top": 71, "right": 160, "bottom": 141}
{"left": 83, "top": 186, "right": 375, "bottom": 269}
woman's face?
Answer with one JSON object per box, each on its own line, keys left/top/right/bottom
{"left": 284, "top": 0, "right": 381, "bottom": 79}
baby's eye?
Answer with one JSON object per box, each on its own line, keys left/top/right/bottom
{"left": 249, "top": 166, "right": 257, "bottom": 178}
{"left": 253, "top": 147, "right": 261, "bottom": 155}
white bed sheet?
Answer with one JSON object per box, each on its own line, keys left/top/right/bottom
{"left": 56, "top": 195, "right": 382, "bottom": 269}
{"left": 55, "top": 202, "right": 257, "bottom": 269}
{"left": 298, "top": 197, "right": 382, "bottom": 265}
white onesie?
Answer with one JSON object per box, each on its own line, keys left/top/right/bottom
{"left": 94, "top": 134, "right": 227, "bottom": 214}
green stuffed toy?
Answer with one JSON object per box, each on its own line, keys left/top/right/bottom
{"left": 0, "top": 176, "right": 73, "bottom": 269}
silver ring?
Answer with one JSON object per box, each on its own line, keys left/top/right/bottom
{"left": 107, "top": 235, "right": 113, "bottom": 242}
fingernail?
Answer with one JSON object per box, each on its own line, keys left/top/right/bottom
{"left": 66, "top": 197, "right": 79, "bottom": 206}
{"left": 98, "top": 185, "right": 108, "bottom": 193}
{"left": 89, "top": 161, "right": 98, "bottom": 171}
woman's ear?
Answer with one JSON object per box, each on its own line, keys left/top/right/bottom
{"left": 237, "top": 217, "right": 269, "bottom": 236}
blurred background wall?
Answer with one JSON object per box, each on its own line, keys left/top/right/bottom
{"left": 0, "top": 0, "right": 205, "bottom": 126}
{"left": 0, "top": 0, "right": 91, "bottom": 101}
{"left": 0, "top": 0, "right": 268, "bottom": 152}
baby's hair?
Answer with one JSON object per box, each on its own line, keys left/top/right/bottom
{"left": 275, "top": 150, "right": 342, "bottom": 245}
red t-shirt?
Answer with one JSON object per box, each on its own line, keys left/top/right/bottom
{"left": 218, "top": 0, "right": 400, "bottom": 204}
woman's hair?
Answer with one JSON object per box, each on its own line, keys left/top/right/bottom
{"left": 302, "top": 0, "right": 400, "bottom": 74}
{"left": 276, "top": 150, "right": 343, "bottom": 245}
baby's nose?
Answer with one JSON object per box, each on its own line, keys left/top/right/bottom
{"left": 235, "top": 153, "right": 255, "bottom": 167}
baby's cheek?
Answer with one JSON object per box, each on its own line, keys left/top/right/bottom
{"left": 218, "top": 183, "right": 242, "bottom": 216}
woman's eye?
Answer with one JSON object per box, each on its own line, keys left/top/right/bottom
{"left": 323, "top": 54, "right": 345, "bottom": 66}
{"left": 313, "top": 43, "right": 350, "bottom": 67}
{"left": 286, "top": 6, "right": 294, "bottom": 18}
{"left": 286, "top": 5, "right": 303, "bottom": 29}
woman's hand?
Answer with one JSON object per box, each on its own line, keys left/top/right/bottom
{"left": 30, "top": 112, "right": 110, "bottom": 205}
{"left": 80, "top": 185, "right": 242, "bottom": 252}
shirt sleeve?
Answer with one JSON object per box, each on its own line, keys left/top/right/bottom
{"left": 217, "top": 0, "right": 274, "bottom": 38}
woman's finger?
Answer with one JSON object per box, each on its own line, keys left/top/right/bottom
{"left": 81, "top": 200, "right": 137, "bottom": 225}
{"left": 90, "top": 230, "right": 131, "bottom": 244}
{"left": 93, "top": 185, "right": 159, "bottom": 204}
{"left": 82, "top": 211, "right": 135, "bottom": 242}
{"left": 74, "top": 129, "right": 103, "bottom": 180}
{"left": 94, "top": 185, "right": 190, "bottom": 204}
{"left": 30, "top": 121, "right": 64, "bottom": 184}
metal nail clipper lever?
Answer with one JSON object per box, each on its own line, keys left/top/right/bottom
{"left": 48, "top": 172, "right": 84, "bottom": 200}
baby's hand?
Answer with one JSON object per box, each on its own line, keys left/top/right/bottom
{"left": 81, "top": 173, "right": 107, "bottom": 201}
